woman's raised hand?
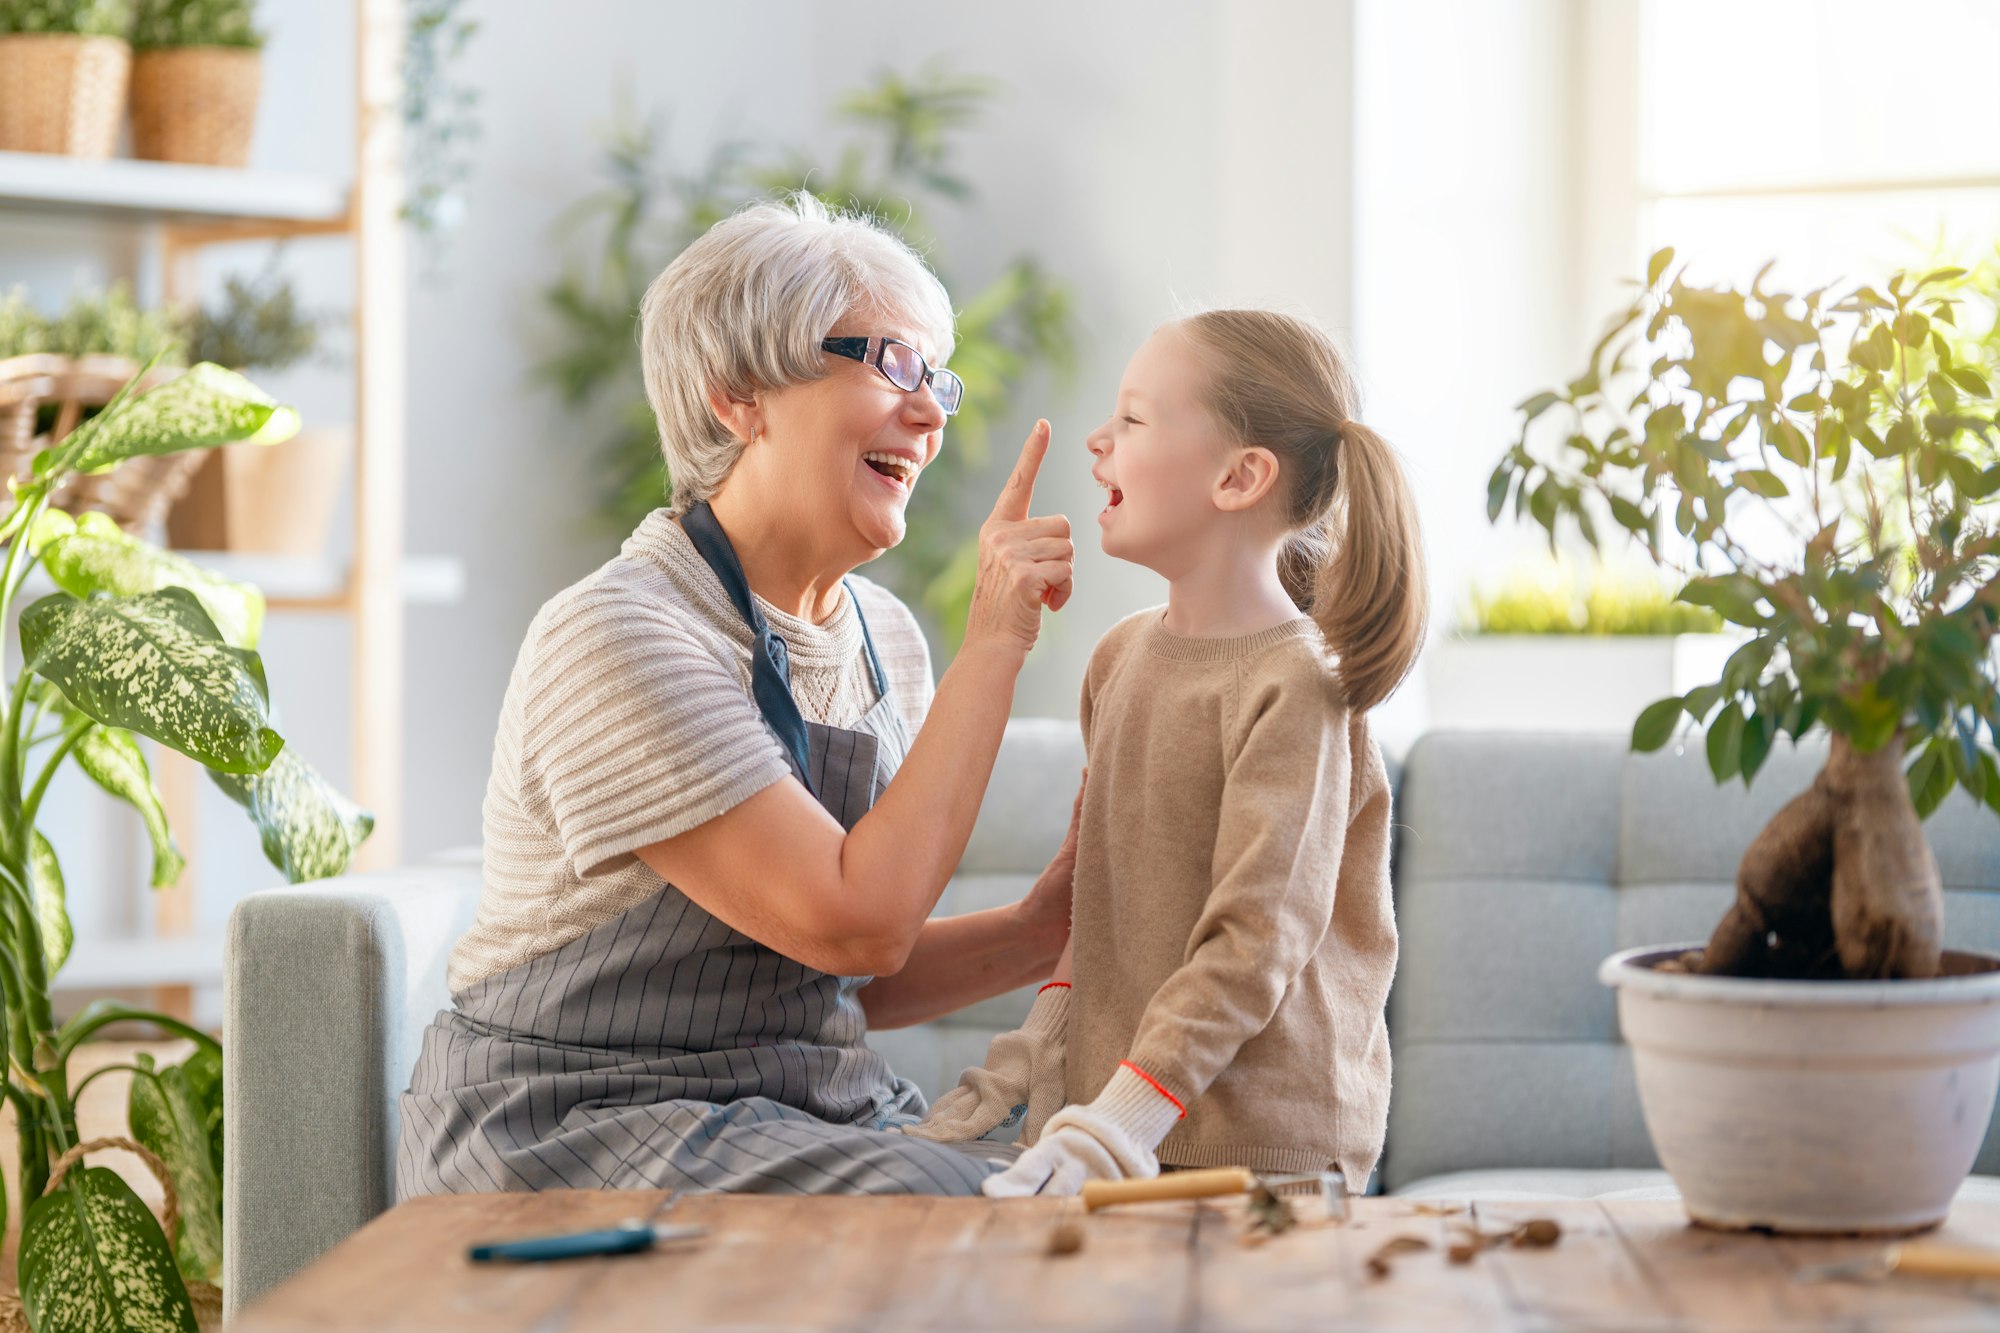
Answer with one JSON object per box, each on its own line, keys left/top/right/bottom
{"left": 964, "top": 420, "right": 1074, "bottom": 656}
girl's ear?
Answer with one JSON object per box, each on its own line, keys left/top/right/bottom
{"left": 1213, "top": 445, "right": 1283, "bottom": 513}
{"left": 706, "top": 386, "right": 762, "bottom": 445}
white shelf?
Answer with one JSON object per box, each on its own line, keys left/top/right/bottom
{"left": 176, "top": 552, "right": 467, "bottom": 606}
{"left": 23, "top": 553, "right": 466, "bottom": 607}
{"left": 53, "top": 933, "right": 223, "bottom": 991}
{"left": 0, "top": 150, "right": 347, "bottom": 224}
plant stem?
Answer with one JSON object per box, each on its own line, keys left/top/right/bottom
{"left": 18, "top": 716, "right": 90, "bottom": 844}
{"left": 70, "top": 1061, "right": 160, "bottom": 1104}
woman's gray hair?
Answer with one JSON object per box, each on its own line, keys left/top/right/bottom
{"left": 638, "top": 193, "right": 956, "bottom": 513}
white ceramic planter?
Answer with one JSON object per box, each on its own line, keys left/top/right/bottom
{"left": 1427, "top": 634, "right": 1737, "bottom": 732}
{"left": 1601, "top": 945, "right": 2000, "bottom": 1234}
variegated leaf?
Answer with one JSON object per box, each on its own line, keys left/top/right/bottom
{"left": 25, "top": 506, "right": 76, "bottom": 555}
{"left": 74, "top": 725, "right": 186, "bottom": 889}
{"left": 211, "top": 747, "right": 374, "bottom": 882}
{"left": 42, "top": 512, "right": 265, "bottom": 649}
{"left": 19, "top": 1166, "right": 198, "bottom": 1333}
{"left": 20, "top": 588, "right": 282, "bottom": 775}
{"left": 127, "top": 1049, "right": 224, "bottom": 1284}
{"left": 29, "top": 829, "right": 71, "bottom": 975}
{"left": 58, "top": 362, "right": 299, "bottom": 475}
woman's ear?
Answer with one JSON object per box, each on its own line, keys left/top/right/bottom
{"left": 1213, "top": 446, "right": 1282, "bottom": 513}
{"left": 706, "top": 386, "right": 762, "bottom": 445}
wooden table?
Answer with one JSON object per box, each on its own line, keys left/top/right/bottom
{"left": 235, "top": 1190, "right": 2000, "bottom": 1331}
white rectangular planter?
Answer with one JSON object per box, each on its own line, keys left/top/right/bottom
{"left": 1426, "top": 634, "right": 1738, "bottom": 732}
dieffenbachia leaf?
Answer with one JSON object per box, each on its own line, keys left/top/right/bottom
{"left": 29, "top": 829, "right": 71, "bottom": 976}
{"left": 56, "top": 362, "right": 299, "bottom": 475}
{"left": 74, "top": 724, "right": 186, "bottom": 889}
{"left": 127, "top": 1049, "right": 224, "bottom": 1284}
{"left": 210, "top": 747, "right": 374, "bottom": 882}
{"left": 20, "top": 587, "right": 283, "bottom": 775}
{"left": 42, "top": 512, "right": 265, "bottom": 649}
{"left": 19, "top": 1166, "right": 198, "bottom": 1333}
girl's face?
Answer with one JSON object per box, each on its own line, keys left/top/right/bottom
{"left": 1085, "top": 326, "right": 1234, "bottom": 575}
{"left": 754, "top": 314, "right": 947, "bottom": 556}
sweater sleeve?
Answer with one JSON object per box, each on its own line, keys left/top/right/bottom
{"left": 521, "top": 584, "right": 793, "bottom": 880}
{"left": 1121, "top": 668, "right": 1353, "bottom": 1105}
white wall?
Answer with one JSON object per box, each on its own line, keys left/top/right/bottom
{"left": 1351, "top": 0, "right": 1607, "bottom": 751}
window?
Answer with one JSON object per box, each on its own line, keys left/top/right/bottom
{"left": 1638, "top": 0, "right": 2000, "bottom": 288}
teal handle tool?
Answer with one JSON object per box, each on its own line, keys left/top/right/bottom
{"left": 468, "top": 1219, "right": 708, "bottom": 1263}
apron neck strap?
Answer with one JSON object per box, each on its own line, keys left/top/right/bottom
{"left": 679, "top": 502, "right": 890, "bottom": 791}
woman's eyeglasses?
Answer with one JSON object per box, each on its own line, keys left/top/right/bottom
{"left": 821, "top": 336, "right": 964, "bottom": 416}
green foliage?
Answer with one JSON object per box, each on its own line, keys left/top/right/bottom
{"left": 1465, "top": 559, "right": 1725, "bottom": 635}
{"left": 0, "top": 362, "right": 374, "bottom": 1325}
{"left": 403, "top": 0, "right": 480, "bottom": 240}
{"left": 19, "top": 1167, "right": 197, "bottom": 1332}
{"left": 0, "top": 284, "right": 186, "bottom": 365}
{"left": 0, "top": 0, "right": 131, "bottom": 37}
{"left": 1493, "top": 252, "right": 2000, "bottom": 811}
{"left": 178, "top": 261, "right": 317, "bottom": 372}
{"left": 537, "top": 64, "right": 1077, "bottom": 647}
{"left": 129, "top": 0, "right": 257, "bottom": 48}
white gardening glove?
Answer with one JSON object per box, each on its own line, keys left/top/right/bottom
{"left": 903, "top": 983, "right": 1071, "bottom": 1145}
{"left": 981, "top": 1062, "right": 1184, "bottom": 1198}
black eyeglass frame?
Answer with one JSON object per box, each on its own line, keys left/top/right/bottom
{"left": 821, "top": 336, "right": 964, "bottom": 416}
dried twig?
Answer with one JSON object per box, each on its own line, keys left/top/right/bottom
{"left": 1365, "top": 1235, "right": 1432, "bottom": 1279}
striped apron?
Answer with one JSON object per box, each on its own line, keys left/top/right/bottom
{"left": 396, "top": 504, "right": 1013, "bottom": 1197}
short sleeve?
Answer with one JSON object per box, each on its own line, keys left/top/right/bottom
{"left": 520, "top": 584, "right": 793, "bottom": 880}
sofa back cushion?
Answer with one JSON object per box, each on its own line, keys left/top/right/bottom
{"left": 1382, "top": 730, "right": 2000, "bottom": 1191}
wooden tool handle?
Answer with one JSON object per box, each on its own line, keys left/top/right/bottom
{"left": 1081, "top": 1168, "right": 1257, "bottom": 1212}
{"left": 1894, "top": 1242, "right": 2000, "bottom": 1279}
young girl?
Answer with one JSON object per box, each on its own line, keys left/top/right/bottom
{"left": 904, "top": 309, "right": 1427, "bottom": 1195}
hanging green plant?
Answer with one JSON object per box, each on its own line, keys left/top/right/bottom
{"left": 537, "top": 63, "right": 1076, "bottom": 648}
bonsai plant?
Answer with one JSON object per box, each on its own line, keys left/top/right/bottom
{"left": 0, "top": 0, "right": 132, "bottom": 159}
{"left": 127, "top": 0, "right": 262, "bottom": 166}
{"left": 538, "top": 63, "right": 1074, "bottom": 648}
{"left": 0, "top": 360, "right": 371, "bottom": 1330}
{"left": 1491, "top": 249, "right": 2000, "bottom": 1232}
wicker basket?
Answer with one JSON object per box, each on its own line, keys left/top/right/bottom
{"left": 0, "top": 354, "right": 208, "bottom": 534}
{"left": 129, "top": 45, "right": 261, "bottom": 167}
{"left": 0, "top": 33, "right": 131, "bottom": 159}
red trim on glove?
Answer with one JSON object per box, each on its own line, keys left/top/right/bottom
{"left": 1037, "top": 981, "right": 1073, "bottom": 995}
{"left": 1119, "top": 1060, "right": 1186, "bottom": 1117}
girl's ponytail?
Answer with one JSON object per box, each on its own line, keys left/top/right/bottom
{"left": 1308, "top": 421, "right": 1427, "bottom": 713}
{"left": 1179, "top": 310, "right": 1429, "bottom": 713}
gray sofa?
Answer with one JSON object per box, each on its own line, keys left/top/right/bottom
{"left": 223, "top": 723, "right": 2000, "bottom": 1315}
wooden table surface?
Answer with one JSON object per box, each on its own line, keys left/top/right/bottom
{"left": 234, "top": 1190, "right": 2000, "bottom": 1331}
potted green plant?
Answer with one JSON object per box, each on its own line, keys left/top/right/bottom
{"left": 1428, "top": 556, "right": 1730, "bottom": 730}
{"left": 166, "top": 263, "right": 346, "bottom": 554}
{"left": 127, "top": 0, "right": 261, "bottom": 167}
{"left": 1492, "top": 250, "right": 2000, "bottom": 1234}
{"left": 0, "top": 360, "right": 371, "bottom": 1331}
{"left": 0, "top": 0, "right": 132, "bottom": 159}
{"left": 0, "top": 284, "right": 195, "bottom": 533}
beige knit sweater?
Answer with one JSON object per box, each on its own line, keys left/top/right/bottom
{"left": 1066, "top": 608, "right": 1397, "bottom": 1182}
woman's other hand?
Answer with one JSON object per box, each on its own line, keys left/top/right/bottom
{"left": 965, "top": 420, "right": 1073, "bottom": 656}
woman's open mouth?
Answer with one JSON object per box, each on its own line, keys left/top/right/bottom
{"left": 862, "top": 452, "right": 919, "bottom": 494}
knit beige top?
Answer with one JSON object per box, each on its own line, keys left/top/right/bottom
{"left": 1065, "top": 608, "right": 1397, "bottom": 1182}
{"left": 447, "top": 510, "right": 933, "bottom": 992}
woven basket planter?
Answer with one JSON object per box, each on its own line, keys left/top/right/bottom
{"left": 0, "top": 33, "right": 131, "bottom": 159}
{"left": 0, "top": 353, "right": 207, "bottom": 533}
{"left": 129, "top": 45, "right": 261, "bottom": 167}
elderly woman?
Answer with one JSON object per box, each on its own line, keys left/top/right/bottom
{"left": 395, "top": 195, "right": 1077, "bottom": 1197}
